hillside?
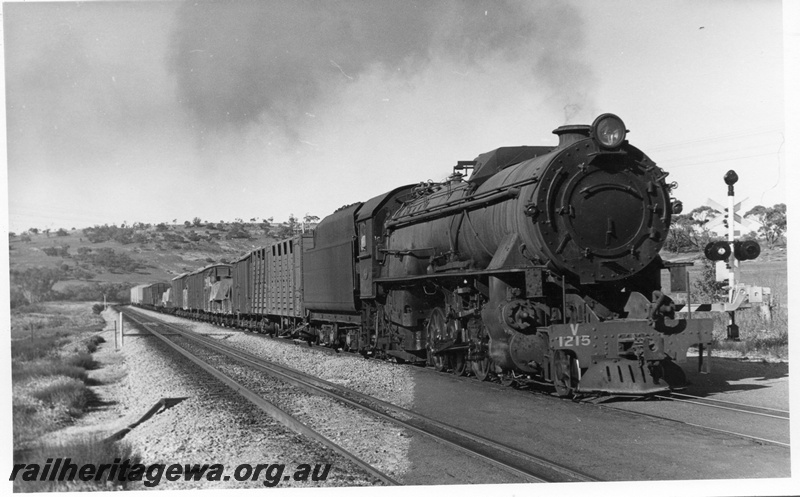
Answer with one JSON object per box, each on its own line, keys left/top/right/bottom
{"left": 8, "top": 222, "right": 290, "bottom": 303}
{"left": 8, "top": 221, "right": 786, "bottom": 308}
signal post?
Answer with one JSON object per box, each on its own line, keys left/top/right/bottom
{"left": 702, "top": 170, "right": 770, "bottom": 340}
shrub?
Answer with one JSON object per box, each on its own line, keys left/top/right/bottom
{"left": 42, "top": 246, "right": 70, "bottom": 257}
{"left": 692, "top": 258, "right": 726, "bottom": 303}
{"left": 81, "top": 335, "right": 105, "bottom": 353}
{"left": 30, "top": 377, "right": 89, "bottom": 415}
{"left": 13, "top": 437, "right": 141, "bottom": 492}
{"left": 63, "top": 352, "right": 98, "bottom": 370}
{"left": 12, "top": 361, "right": 88, "bottom": 382}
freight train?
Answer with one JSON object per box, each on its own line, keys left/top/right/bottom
{"left": 133, "top": 114, "right": 713, "bottom": 397}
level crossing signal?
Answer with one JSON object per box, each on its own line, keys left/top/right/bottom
{"left": 698, "top": 170, "right": 767, "bottom": 341}
{"left": 702, "top": 170, "right": 760, "bottom": 264}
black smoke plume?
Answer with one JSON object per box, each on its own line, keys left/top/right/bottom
{"left": 167, "top": 0, "right": 592, "bottom": 133}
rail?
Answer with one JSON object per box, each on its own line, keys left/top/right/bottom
{"left": 122, "top": 311, "right": 399, "bottom": 486}
{"left": 125, "top": 307, "right": 597, "bottom": 484}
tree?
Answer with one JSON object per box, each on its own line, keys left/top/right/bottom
{"left": 225, "top": 223, "right": 250, "bottom": 240}
{"left": 28, "top": 228, "right": 39, "bottom": 234}
{"left": 745, "top": 204, "right": 786, "bottom": 248}
{"left": 72, "top": 267, "right": 96, "bottom": 281}
{"left": 276, "top": 214, "right": 298, "bottom": 238}
{"left": 688, "top": 206, "right": 719, "bottom": 225}
{"left": 10, "top": 267, "right": 64, "bottom": 304}
{"left": 260, "top": 218, "right": 273, "bottom": 236}
{"left": 663, "top": 207, "right": 719, "bottom": 253}
{"left": 42, "top": 245, "right": 70, "bottom": 257}
{"left": 192, "top": 217, "right": 203, "bottom": 227}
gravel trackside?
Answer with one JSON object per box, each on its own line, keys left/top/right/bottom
{"left": 134, "top": 308, "right": 416, "bottom": 409}
{"left": 116, "top": 308, "right": 416, "bottom": 489}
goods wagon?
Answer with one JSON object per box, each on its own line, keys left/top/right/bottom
{"left": 231, "top": 252, "right": 253, "bottom": 318}
{"left": 129, "top": 284, "right": 147, "bottom": 305}
{"left": 171, "top": 273, "right": 189, "bottom": 311}
{"left": 185, "top": 264, "right": 232, "bottom": 315}
{"left": 141, "top": 282, "right": 170, "bottom": 308}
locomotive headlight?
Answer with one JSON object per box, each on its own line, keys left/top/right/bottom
{"left": 592, "top": 114, "right": 627, "bottom": 149}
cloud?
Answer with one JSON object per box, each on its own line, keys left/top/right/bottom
{"left": 167, "top": 0, "right": 595, "bottom": 136}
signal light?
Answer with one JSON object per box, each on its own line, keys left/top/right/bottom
{"left": 704, "top": 241, "right": 731, "bottom": 261}
{"left": 734, "top": 240, "right": 760, "bottom": 261}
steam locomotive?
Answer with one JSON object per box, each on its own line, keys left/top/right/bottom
{"left": 133, "top": 114, "right": 713, "bottom": 397}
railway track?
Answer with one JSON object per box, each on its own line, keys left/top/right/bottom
{"left": 581, "top": 391, "right": 790, "bottom": 449}
{"left": 122, "top": 310, "right": 399, "bottom": 485}
{"left": 123, "top": 307, "right": 598, "bottom": 484}
{"left": 651, "top": 392, "right": 790, "bottom": 447}
{"left": 656, "top": 392, "right": 790, "bottom": 421}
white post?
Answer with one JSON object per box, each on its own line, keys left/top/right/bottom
{"left": 727, "top": 186, "right": 737, "bottom": 294}
{"left": 723, "top": 170, "right": 740, "bottom": 340}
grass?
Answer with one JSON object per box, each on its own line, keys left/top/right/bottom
{"left": 667, "top": 248, "right": 789, "bottom": 361}
{"left": 13, "top": 375, "right": 93, "bottom": 444}
{"left": 11, "top": 334, "right": 71, "bottom": 361}
{"left": 12, "top": 436, "right": 141, "bottom": 492}
{"left": 10, "top": 302, "right": 106, "bottom": 339}
{"left": 12, "top": 361, "right": 89, "bottom": 382}
{"left": 10, "top": 303, "right": 111, "bottom": 448}
{"left": 29, "top": 377, "right": 90, "bottom": 415}
{"left": 707, "top": 304, "right": 789, "bottom": 361}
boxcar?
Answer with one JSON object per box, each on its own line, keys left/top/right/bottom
{"left": 161, "top": 287, "right": 172, "bottom": 308}
{"left": 185, "top": 263, "right": 232, "bottom": 316}
{"left": 142, "top": 282, "right": 170, "bottom": 308}
{"left": 171, "top": 273, "right": 189, "bottom": 311}
{"left": 268, "top": 236, "right": 312, "bottom": 329}
{"left": 231, "top": 251, "right": 253, "bottom": 320}
{"left": 251, "top": 246, "right": 269, "bottom": 321}
{"left": 130, "top": 284, "right": 147, "bottom": 305}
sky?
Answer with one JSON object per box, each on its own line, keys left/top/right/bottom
{"left": 1, "top": 0, "right": 792, "bottom": 234}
